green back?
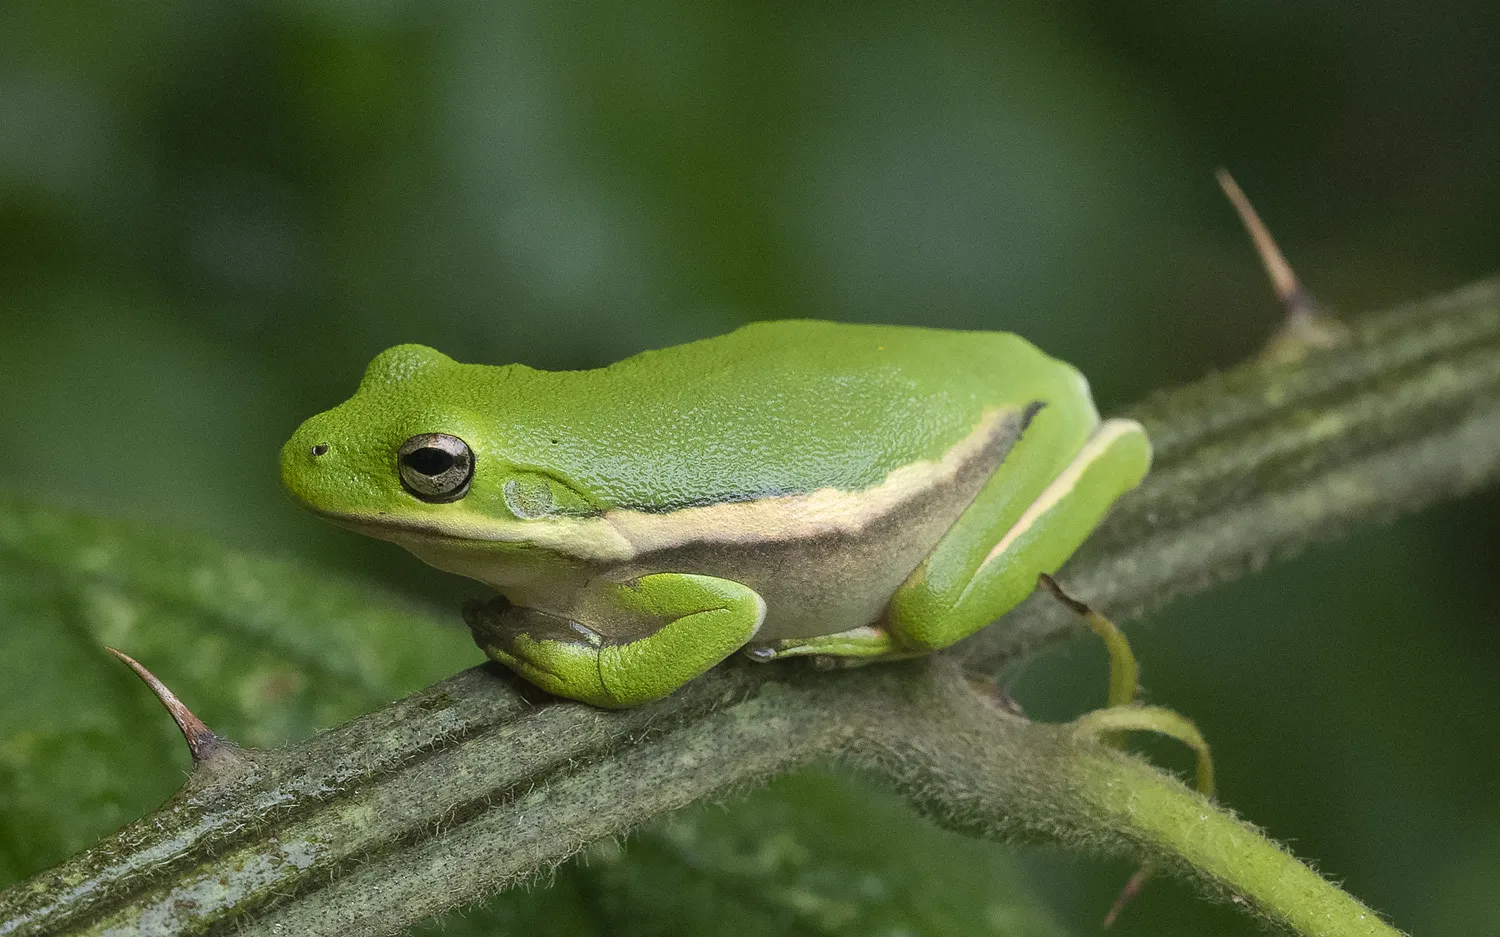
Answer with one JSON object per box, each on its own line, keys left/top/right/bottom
{"left": 317, "top": 320, "right": 1093, "bottom": 512}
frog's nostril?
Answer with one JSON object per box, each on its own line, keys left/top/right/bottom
{"left": 311, "top": 443, "right": 330, "bottom": 457}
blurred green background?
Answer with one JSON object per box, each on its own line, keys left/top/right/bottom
{"left": 2, "top": 2, "right": 1497, "bottom": 934}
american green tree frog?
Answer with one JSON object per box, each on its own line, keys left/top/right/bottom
{"left": 282, "top": 321, "right": 1149, "bottom": 708}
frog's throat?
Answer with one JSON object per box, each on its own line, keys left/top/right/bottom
{"left": 328, "top": 407, "right": 1032, "bottom": 565}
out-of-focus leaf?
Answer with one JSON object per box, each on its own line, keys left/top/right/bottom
{"left": 0, "top": 491, "right": 1071, "bottom": 936}
{"left": 0, "top": 491, "right": 482, "bottom": 883}
{"left": 418, "top": 768, "right": 1070, "bottom": 937}
{"left": 3, "top": 2, "right": 1500, "bottom": 931}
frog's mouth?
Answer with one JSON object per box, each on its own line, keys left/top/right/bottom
{"left": 301, "top": 504, "right": 637, "bottom": 564}
{"left": 303, "top": 505, "right": 525, "bottom": 546}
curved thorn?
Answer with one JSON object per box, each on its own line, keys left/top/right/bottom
{"left": 1103, "top": 864, "right": 1154, "bottom": 928}
{"left": 1215, "top": 168, "right": 1314, "bottom": 316}
{"left": 1039, "top": 574, "right": 1139, "bottom": 709}
{"left": 105, "top": 647, "right": 231, "bottom": 765}
{"left": 1216, "top": 169, "right": 1349, "bottom": 361}
{"left": 1037, "top": 572, "right": 1088, "bottom": 616}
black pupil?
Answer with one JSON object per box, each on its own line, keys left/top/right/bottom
{"left": 404, "top": 447, "right": 455, "bottom": 477}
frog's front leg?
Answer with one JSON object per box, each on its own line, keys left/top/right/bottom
{"left": 465, "top": 573, "right": 765, "bottom": 708}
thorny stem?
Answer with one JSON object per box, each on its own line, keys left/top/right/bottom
{"left": 6, "top": 275, "right": 1500, "bottom": 936}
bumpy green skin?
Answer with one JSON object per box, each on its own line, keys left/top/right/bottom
{"left": 282, "top": 321, "right": 1150, "bottom": 707}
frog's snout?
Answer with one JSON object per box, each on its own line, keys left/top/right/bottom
{"left": 280, "top": 416, "right": 345, "bottom": 509}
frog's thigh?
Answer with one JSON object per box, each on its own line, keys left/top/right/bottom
{"left": 886, "top": 418, "right": 1150, "bottom": 652}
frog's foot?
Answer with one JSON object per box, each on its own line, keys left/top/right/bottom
{"left": 743, "top": 625, "right": 925, "bottom": 668}
{"left": 1037, "top": 574, "right": 1216, "bottom": 926}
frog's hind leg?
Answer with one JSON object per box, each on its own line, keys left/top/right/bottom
{"left": 884, "top": 416, "right": 1150, "bottom": 653}
{"left": 752, "top": 398, "right": 1087, "bottom": 664}
{"left": 756, "top": 404, "right": 1147, "bottom": 665}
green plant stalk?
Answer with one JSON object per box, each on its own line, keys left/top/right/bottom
{"left": 849, "top": 663, "right": 1400, "bottom": 937}
{"left": 1077, "top": 753, "right": 1394, "bottom": 937}
{"left": 5, "top": 275, "right": 1500, "bottom": 935}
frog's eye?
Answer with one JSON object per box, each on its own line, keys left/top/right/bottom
{"left": 398, "top": 433, "right": 474, "bottom": 503}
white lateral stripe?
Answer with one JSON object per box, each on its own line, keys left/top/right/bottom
{"left": 965, "top": 418, "right": 1142, "bottom": 593}
{"left": 604, "top": 408, "right": 1014, "bottom": 555}
{"left": 362, "top": 407, "right": 1019, "bottom": 564}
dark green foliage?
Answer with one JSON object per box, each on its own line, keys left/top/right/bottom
{"left": 0, "top": 493, "right": 481, "bottom": 880}
{"left": 3, "top": 2, "right": 1499, "bottom": 934}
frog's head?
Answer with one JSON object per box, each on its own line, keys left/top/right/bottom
{"left": 282, "top": 344, "right": 595, "bottom": 549}
{"left": 283, "top": 344, "right": 466, "bottom": 528}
